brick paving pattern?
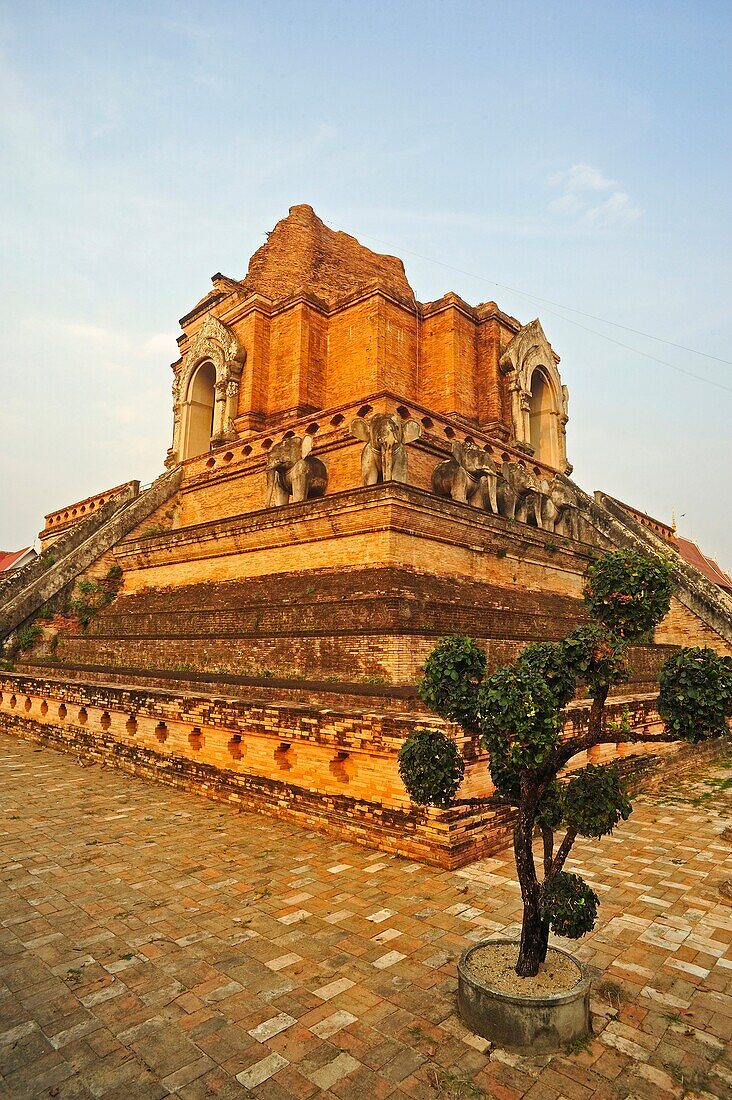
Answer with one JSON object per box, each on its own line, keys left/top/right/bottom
{"left": 0, "top": 731, "right": 731, "bottom": 1099}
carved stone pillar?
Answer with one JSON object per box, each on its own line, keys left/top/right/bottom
{"left": 559, "top": 385, "right": 571, "bottom": 473}
{"left": 166, "top": 374, "right": 184, "bottom": 468}
{"left": 508, "top": 381, "right": 523, "bottom": 447}
{"left": 519, "top": 389, "right": 531, "bottom": 446}
{"left": 223, "top": 379, "right": 240, "bottom": 441}
{"left": 211, "top": 379, "right": 229, "bottom": 446}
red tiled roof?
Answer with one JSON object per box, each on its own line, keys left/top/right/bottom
{"left": 0, "top": 547, "right": 32, "bottom": 572}
{"left": 675, "top": 537, "right": 732, "bottom": 592}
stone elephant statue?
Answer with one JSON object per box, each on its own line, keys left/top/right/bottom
{"left": 541, "top": 477, "right": 581, "bottom": 539}
{"left": 432, "top": 441, "right": 501, "bottom": 514}
{"left": 497, "top": 461, "right": 546, "bottom": 527}
{"left": 350, "top": 413, "right": 422, "bottom": 485}
{"left": 265, "top": 435, "right": 328, "bottom": 507}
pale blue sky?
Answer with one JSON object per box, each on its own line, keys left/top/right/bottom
{"left": 1, "top": 1, "right": 730, "bottom": 567}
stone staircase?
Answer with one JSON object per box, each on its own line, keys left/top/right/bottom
{"left": 574, "top": 479, "right": 732, "bottom": 647}
{"left": 0, "top": 468, "right": 182, "bottom": 644}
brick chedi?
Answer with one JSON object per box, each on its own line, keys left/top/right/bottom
{"left": 241, "top": 203, "right": 416, "bottom": 305}
{"left": 2, "top": 205, "right": 731, "bottom": 867}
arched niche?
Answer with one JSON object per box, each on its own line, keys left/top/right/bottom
{"left": 499, "top": 318, "right": 570, "bottom": 473}
{"left": 167, "top": 314, "right": 245, "bottom": 467}
{"left": 181, "top": 361, "right": 216, "bottom": 459}
{"left": 528, "top": 368, "right": 559, "bottom": 467}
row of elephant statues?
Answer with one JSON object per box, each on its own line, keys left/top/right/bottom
{"left": 264, "top": 413, "right": 583, "bottom": 539}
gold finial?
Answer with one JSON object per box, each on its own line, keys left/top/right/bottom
{"left": 671, "top": 509, "right": 677, "bottom": 534}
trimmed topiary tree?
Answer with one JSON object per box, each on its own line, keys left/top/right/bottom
{"left": 398, "top": 549, "right": 732, "bottom": 977}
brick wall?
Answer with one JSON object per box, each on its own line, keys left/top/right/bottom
{"left": 1, "top": 670, "right": 725, "bottom": 868}
{"left": 48, "top": 566, "right": 675, "bottom": 686}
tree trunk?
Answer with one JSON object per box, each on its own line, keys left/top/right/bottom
{"left": 548, "top": 827, "right": 577, "bottom": 878}
{"left": 541, "top": 825, "right": 554, "bottom": 877}
{"left": 514, "top": 778, "right": 549, "bottom": 977}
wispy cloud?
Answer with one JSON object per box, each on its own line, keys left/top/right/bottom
{"left": 63, "top": 322, "right": 110, "bottom": 341}
{"left": 549, "top": 164, "right": 642, "bottom": 227}
{"left": 55, "top": 319, "right": 176, "bottom": 361}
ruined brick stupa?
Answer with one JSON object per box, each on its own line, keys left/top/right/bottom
{"left": 2, "top": 205, "right": 731, "bottom": 866}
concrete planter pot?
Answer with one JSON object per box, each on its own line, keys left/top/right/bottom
{"left": 457, "top": 938, "right": 592, "bottom": 1053}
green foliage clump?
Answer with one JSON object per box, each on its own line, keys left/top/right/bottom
{"left": 15, "top": 623, "right": 43, "bottom": 652}
{"left": 658, "top": 647, "right": 732, "bottom": 743}
{"left": 563, "top": 764, "right": 632, "bottom": 837}
{"left": 478, "top": 665, "right": 562, "bottom": 770}
{"left": 562, "top": 624, "right": 628, "bottom": 697}
{"left": 69, "top": 566, "right": 123, "bottom": 628}
{"left": 397, "top": 728, "right": 465, "bottom": 809}
{"left": 584, "top": 549, "right": 673, "bottom": 640}
{"left": 541, "top": 872, "right": 599, "bottom": 939}
{"left": 487, "top": 755, "right": 522, "bottom": 805}
{"left": 418, "top": 635, "right": 485, "bottom": 730}
{"left": 516, "top": 642, "right": 577, "bottom": 709}
{"left": 536, "top": 781, "right": 565, "bottom": 831}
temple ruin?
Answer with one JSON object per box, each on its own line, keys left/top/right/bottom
{"left": 2, "top": 205, "right": 731, "bottom": 867}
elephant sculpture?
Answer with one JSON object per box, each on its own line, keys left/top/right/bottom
{"left": 350, "top": 413, "right": 422, "bottom": 486}
{"left": 432, "top": 441, "right": 501, "bottom": 514}
{"left": 497, "top": 461, "right": 547, "bottom": 527}
{"left": 541, "top": 477, "right": 581, "bottom": 539}
{"left": 265, "top": 434, "right": 328, "bottom": 507}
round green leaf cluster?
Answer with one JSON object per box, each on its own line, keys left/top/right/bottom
{"left": 536, "top": 781, "right": 565, "bottom": 831}
{"left": 541, "top": 872, "right": 599, "bottom": 939}
{"left": 488, "top": 755, "right": 522, "bottom": 805}
{"left": 583, "top": 549, "right": 674, "bottom": 641}
{"left": 564, "top": 764, "right": 632, "bottom": 837}
{"left": 478, "top": 665, "right": 562, "bottom": 769}
{"left": 398, "top": 728, "right": 465, "bottom": 808}
{"left": 658, "top": 647, "right": 732, "bottom": 743}
{"left": 562, "top": 624, "right": 628, "bottom": 697}
{"left": 418, "top": 635, "right": 486, "bottom": 730}
{"left": 516, "top": 642, "right": 577, "bottom": 709}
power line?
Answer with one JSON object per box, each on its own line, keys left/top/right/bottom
{"left": 521, "top": 305, "right": 732, "bottom": 394}
{"left": 361, "top": 234, "right": 732, "bottom": 394}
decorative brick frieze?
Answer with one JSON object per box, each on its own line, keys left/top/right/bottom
{"left": 1, "top": 671, "right": 717, "bottom": 868}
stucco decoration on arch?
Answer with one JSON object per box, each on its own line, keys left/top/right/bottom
{"left": 169, "top": 315, "right": 246, "bottom": 464}
{"left": 499, "top": 318, "right": 570, "bottom": 473}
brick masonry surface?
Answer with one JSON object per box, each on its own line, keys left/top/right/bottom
{"left": 3, "top": 674, "right": 722, "bottom": 869}
{"left": 0, "top": 732, "right": 731, "bottom": 1099}
{"left": 50, "top": 564, "right": 678, "bottom": 688}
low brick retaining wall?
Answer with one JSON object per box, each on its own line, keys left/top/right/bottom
{"left": 1, "top": 670, "right": 725, "bottom": 867}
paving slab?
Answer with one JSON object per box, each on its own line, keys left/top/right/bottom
{"left": 0, "top": 731, "right": 730, "bottom": 1097}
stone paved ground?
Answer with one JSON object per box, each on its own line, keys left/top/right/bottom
{"left": 0, "top": 732, "right": 731, "bottom": 1100}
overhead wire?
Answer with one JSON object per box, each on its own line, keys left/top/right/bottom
{"left": 360, "top": 234, "right": 732, "bottom": 394}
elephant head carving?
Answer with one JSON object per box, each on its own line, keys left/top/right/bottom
{"left": 497, "top": 461, "right": 548, "bottom": 527}
{"left": 265, "top": 434, "right": 328, "bottom": 507}
{"left": 350, "top": 413, "right": 422, "bottom": 486}
{"left": 432, "top": 441, "right": 501, "bottom": 514}
{"left": 541, "top": 477, "right": 581, "bottom": 540}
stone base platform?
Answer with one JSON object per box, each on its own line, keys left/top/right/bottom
{"left": 48, "top": 561, "right": 675, "bottom": 689}
{"left": 0, "top": 668, "right": 722, "bottom": 868}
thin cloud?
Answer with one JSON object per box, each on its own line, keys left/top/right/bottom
{"left": 63, "top": 322, "right": 110, "bottom": 341}
{"left": 583, "top": 190, "right": 640, "bottom": 226}
{"left": 142, "top": 332, "right": 178, "bottom": 357}
{"left": 549, "top": 163, "right": 642, "bottom": 227}
{"left": 55, "top": 320, "right": 176, "bottom": 360}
